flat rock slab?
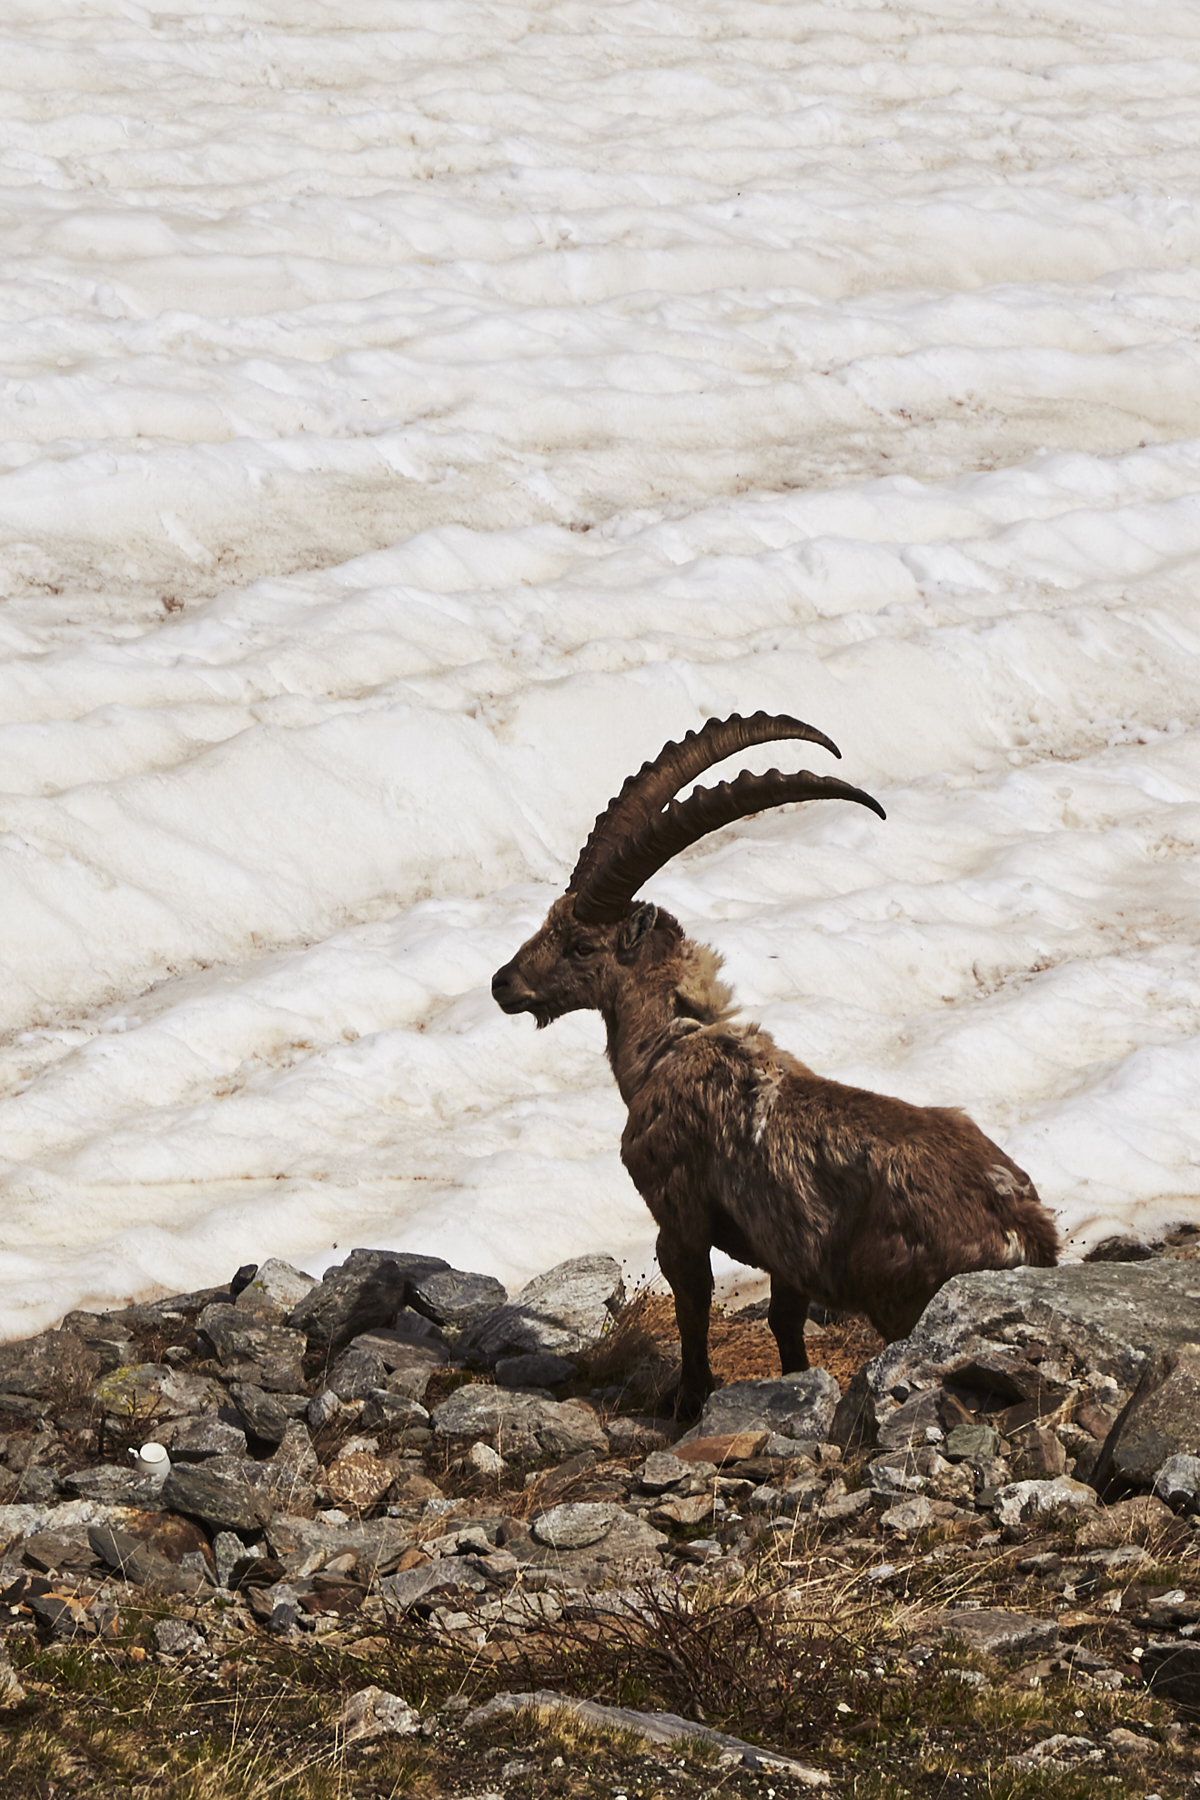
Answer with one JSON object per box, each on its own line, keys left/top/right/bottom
{"left": 936, "top": 1609, "right": 1060, "bottom": 1658}
{"left": 531, "top": 1503, "right": 621, "bottom": 1549}
{"left": 673, "top": 1431, "right": 768, "bottom": 1465}
{"left": 676, "top": 1371, "right": 840, "bottom": 1446}
{"left": 376, "top": 1558, "right": 488, "bottom": 1611}
{"left": 464, "top": 1691, "right": 828, "bottom": 1784}
{"left": 161, "top": 1464, "right": 274, "bottom": 1534}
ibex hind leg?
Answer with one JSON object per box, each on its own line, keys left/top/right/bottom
{"left": 768, "top": 1278, "right": 811, "bottom": 1375}
{"left": 655, "top": 1230, "right": 715, "bottom": 1424}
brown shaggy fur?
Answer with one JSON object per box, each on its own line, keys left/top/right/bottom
{"left": 493, "top": 895, "right": 1058, "bottom": 1421}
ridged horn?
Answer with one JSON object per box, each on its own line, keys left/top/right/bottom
{"left": 569, "top": 716, "right": 885, "bottom": 925}
{"left": 568, "top": 711, "right": 840, "bottom": 899}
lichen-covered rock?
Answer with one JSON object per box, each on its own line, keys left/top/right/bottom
{"left": 458, "top": 1255, "right": 624, "bottom": 1362}
{"left": 0, "top": 1330, "right": 101, "bottom": 1402}
{"left": 90, "top": 1363, "right": 223, "bottom": 1421}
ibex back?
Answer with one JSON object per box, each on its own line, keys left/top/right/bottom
{"left": 492, "top": 713, "right": 1058, "bottom": 1421}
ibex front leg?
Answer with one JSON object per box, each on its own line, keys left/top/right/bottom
{"left": 655, "top": 1230, "right": 715, "bottom": 1424}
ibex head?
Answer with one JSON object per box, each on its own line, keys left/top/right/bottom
{"left": 492, "top": 711, "right": 886, "bottom": 1025}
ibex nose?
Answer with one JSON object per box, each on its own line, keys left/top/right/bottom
{"left": 491, "top": 962, "right": 521, "bottom": 1011}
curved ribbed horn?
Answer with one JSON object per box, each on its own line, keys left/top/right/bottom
{"left": 569, "top": 711, "right": 840, "bottom": 899}
{"left": 572, "top": 747, "right": 885, "bottom": 926}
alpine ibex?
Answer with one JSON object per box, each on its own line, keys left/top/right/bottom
{"left": 492, "top": 712, "right": 1058, "bottom": 1420}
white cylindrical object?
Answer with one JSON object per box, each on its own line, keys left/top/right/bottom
{"left": 129, "top": 1441, "right": 171, "bottom": 1478}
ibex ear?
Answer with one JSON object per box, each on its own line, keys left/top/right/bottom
{"left": 616, "top": 902, "right": 657, "bottom": 961}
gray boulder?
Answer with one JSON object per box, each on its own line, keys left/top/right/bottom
{"left": 675, "top": 1369, "right": 840, "bottom": 1446}
{"left": 196, "top": 1306, "right": 307, "bottom": 1392}
{"left": 409, "top": 1268, "right": 508, "bottom": 1332}
{"left": 286, "top": 1249, "right": 450, "bottom": 1353}
{"left": 869, "top": 1263, "right": 1200, "bottom": 1415}
{"left": 1099, "top": 1345, "right": 1200, "bottom": 1490}
{"left": 430, "top": 1385, "right": 608, "bottom": 1461}
{"left": 1153, "top": 1453, "right": 1200, "bottom": 1513}
{"left": 233, "top": 1259, "right": 316, "bottom": 1315}
{"left": 459, "top": 1255, "right": 624, "bottom": 1362}
{"left": 161, "top": 1462, "right": 275, "bottom": 1534}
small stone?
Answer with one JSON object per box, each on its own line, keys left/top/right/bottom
{"left": 1153, "top": 1452, "right": 1200, "bottom": 1513}
{"left": 993, "top": 1477, "right": 1098, "bottom": 1527}
{"left": 287, "top": 1250, "right": 451, "bottom": 1354}
{"left": 944, "top": 1423, "right": 999, "bottom": 1462}
{"left": 234, "top": 1259, "right": 316, "bottom": 1314}
{"left": 1012, "top": 1424, "right": 1067, "bottom": 1479}
{"left": 213, "top": 1531, "right": 262, "bottom": 1590}
{"left": 161, "top": 1462, "right": 274, "bottom": 1534}
{"left": 197, "top": 1306, "right": 307, "bottom": 1390}
{"left": 1106, "top": 1728, "right": 1156, "bottom": 1755}
{"left": 1076, "top": 1494, "right": 1173, "bottom": 1547}
{"left": 154, "top": 1619, "right": 204, "bottom": 1659}
{"left": 334, "top": 1684, "right": 421, "bottom": 1741}
{"left": 650, "top": 1493, "right": 716, "bottom": 1527}
{"left": 677, "top": 1373, "right": 839, "bottom": 1447}
{"left": 431, "top": 1386, "right": 607, "bottom": 1461}
{"left": 638, "top": 1451, "right": 693, "bottom": 1492}
{"left": 881, "top": 1496, "right": 936, "bottom": 1535}
{"left": 603, "top": 1417, "right": 669, "bottom": 1456}
{"left": 0, "top": 1643, "right": 25, "bottom": 1705}
{"left": 230, "top": 1383, "right": 290, "bottom": 1447}
{"left": 307, "top": 1389, "right": 344, "bottom": 1430}
{"left": 324, "top": 1453, "right": 394, "bottom": 1514}
{"left": 162, "top": 1415, "right": 248, "bottom": 1462}
{"left": 466, "top": 1441, "right": 507, "bottom": 1477}
{"left": 818, "top": 1488, "right": 874, "bottom": 1523}
{"left": 459, "top": 1254, "right": 625, "bottom": 1362}
{"left": 532, "top": 1502, "right": 621, "bottom": 1549}
{"left": 357, "top": 1390, "right": 430, "bottom": 1433}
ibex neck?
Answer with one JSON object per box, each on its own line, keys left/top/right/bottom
{"left": 600, "top": 984, "right": 681, "bottom": 1105}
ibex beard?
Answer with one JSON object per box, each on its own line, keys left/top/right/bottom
{"left": 493, "top": 712, "right": 1059, "bottom": 1423}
